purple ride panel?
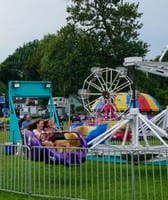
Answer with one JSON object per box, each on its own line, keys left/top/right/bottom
{"left": 24, "top": 129, "right": 87, "bottom": 166}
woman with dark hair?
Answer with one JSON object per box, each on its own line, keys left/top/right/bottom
{"left": 31, "top": 120, "right": 54, "bottom": 147}
{"left": 44, "top": 119, "right": 70, "bottom": 151}
{"left": 27, "top": 119, "right": 81, "bottom": 152}
{"left": 44, "top": 119, "right": 81, "bottom": 149}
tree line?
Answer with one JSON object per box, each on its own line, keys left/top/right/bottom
{"left": 0, "top": 0, "right": 168, "bottom": 107}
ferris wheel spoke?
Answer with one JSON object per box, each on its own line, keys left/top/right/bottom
{"left": 109, "top": 95, "right": 123, "bottom": 114}
{"left": 110, "top": 93, "right": 117, "bottom": 100}
{"left": 110, "top": 69, "right": 113, "bottom": 85}
{"left": 94, "top": 74, "right": 106, "bottom": 91}
{"left": 109, "top": 94, "right": 117, "bottom": 102}
{"left": 96, "top": 69, "right": 109, "bottom": 91}
{"left": 111, "top": 77, "right": 121, "bottom": 92}
{"left": 112, "top": 81, "right": 131, "bottom": 93}
{"left": 84, "top": 97, "right": 100, "bottom": 108}
{"left": 106, "top": 70, "right": 108, "bottom": 91}
{"left": 86, "top": 80, "right": 103, "bottom": 92}
{"left": 127, "top": 76, "right": 133, "bottom": 84}
{"left": 109, "top": 69, "right": 113, "bottom": 89}
{"left": 109, "top": 71, "right": 120, "bottom": 91}
{"left": 99, "top": 75, "right": 108, "bottom": 91}
{"left": 114, "top": 103, "right": 123, "bottom": 116}
{"left": 83, "top": 92, "right": 102, "bottom": 96}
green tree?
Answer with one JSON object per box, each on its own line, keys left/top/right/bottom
{"left": 24, "top": 50, "right": 42, "bottom": 80}
{"left": 39, "top": 25, "right": 103, "bottom": 96}
{"left": 0, "top": 40, "right": 40, "bottom": 85}
{"left": 132, "top": 50, "right": 168, "bottom": 108}
{"left": 0, "top": 81, "right": 7, "bottom": 94}
{"left": 151, "top": 50, "right": 168, "bottom": 108}
{"left": 67, "top": 0, "right": 148, "bottom": 66}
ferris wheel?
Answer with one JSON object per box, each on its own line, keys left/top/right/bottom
{"left": 79, "top": 67, "right": 133, "bottom": 120}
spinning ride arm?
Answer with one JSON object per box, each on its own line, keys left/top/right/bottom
{"left": 124, "top": 57, "right": 168, "bottom": 77}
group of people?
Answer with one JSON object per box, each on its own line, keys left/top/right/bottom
{"left": 33, "top": 119, "right": 71, "bottom": 150}
{"left": 25, "top": 118, "right": 81, "bottom": 152}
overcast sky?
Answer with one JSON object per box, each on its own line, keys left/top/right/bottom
{"left": 0, "top": 0, "right": 168, "bottom": 63}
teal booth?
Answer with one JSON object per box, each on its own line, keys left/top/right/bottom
{"left": 9, "top": 81, "right": 61, "bottom": 144}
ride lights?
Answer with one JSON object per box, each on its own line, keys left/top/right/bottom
{"left": 45, "top": 83, "right": 51, "bottom": 88}
{"left": 13, "top": 82, "right": 20, "bottom": 88}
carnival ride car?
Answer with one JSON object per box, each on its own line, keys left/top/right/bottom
{"left": 9, "top": 81, "right": 87, "bottom": 166}
{"left": 24, "top": 128, "right": 87, "bottom": 166}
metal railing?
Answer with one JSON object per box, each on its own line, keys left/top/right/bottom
{"left": 0, "top": 144, "right": 168, "bottom": 200}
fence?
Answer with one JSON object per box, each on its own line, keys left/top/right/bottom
{"left": 0, "top": 144, "right": 168, "bottom": 200}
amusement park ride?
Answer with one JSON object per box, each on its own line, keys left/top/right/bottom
{"left": 9, "top": 81, "right": 87, "bottom": 166}
{"left": 8, "top": 47, "right": 168, "bottom": 153}
{"left": 80, "top": 67, "right": 133, "bottom": 119}
{"left": 9, "top": 81, "right": 61, "bottom": 144}
{"left": 80, "top": 49, "right": 168, "bottom": 150}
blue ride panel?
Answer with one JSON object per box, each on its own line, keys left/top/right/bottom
{"left": 9, "top": 81, "right": 61, "bottom": 144}
{"left": 85, "top": 123, "right": 108, "bottom": 143}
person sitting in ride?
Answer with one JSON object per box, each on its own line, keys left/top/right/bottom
{"left": 21, "top": 114, "right": 34, "bottom": 134}
{"left": 33, "top": 120, "right": 54, "bottom": 147}
{"left": 27, "top": 118, "right": 81, "bottom": 152}
{"left": 43, "top": 119, "right": 70, "bottom": 150}
{"left": 22, "top": 114, "right": 33, "bottom": 129}
{"left": 44, "top": 119, "right": 81, "bottom": 149}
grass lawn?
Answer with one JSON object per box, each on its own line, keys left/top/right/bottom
{"left": 0, "top": 130, "right": 10, "bottom": 144}
{"left": 0, "top": 149, "right": 167, "bottom": 200}
{"left": 0, "top": 191, "right": 47, "bottom": 200}
{"left": 0, "top": 130, "right": 168, "bottom": 199}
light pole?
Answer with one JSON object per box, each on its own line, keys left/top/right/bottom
{"left": 123, "top": 57, "right": 143, "bottom": 108}
{"left": 132, "top": 65, "right": 136, "bottom": 108}
{"left": 68, "top": 98, "right": 71, "bottom": 129}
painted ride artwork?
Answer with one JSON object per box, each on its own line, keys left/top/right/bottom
{"left": 8, "top": 81, "right": 87, "bottom": 166}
